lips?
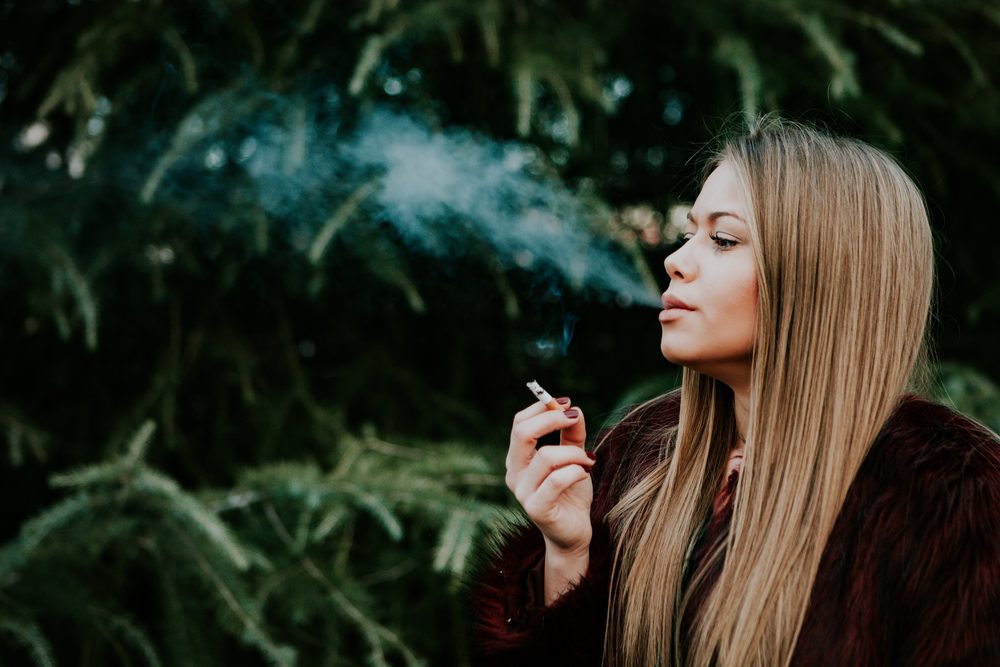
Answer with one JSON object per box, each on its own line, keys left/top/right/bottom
{"left": 662, "top": 294, "right": 694, "bottom": 310}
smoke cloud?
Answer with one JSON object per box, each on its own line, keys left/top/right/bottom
{"left": 141, "top": 86, "right": 663, "bottom": 308}
{"left": 40, "top": 82, "right": 665, "bottom": 315}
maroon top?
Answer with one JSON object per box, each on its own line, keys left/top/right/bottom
{"left": 470, "top": 393, "right": 1000, "bottom": 666}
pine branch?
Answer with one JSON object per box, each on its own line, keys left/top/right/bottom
{"left": 513, "top": 63, "right": 535, "bottom": 137}
{"left": 308, "top": 180, "right": 380, "bottom": 264}
{"left": 354, "top": 229, "right": 427, "bottom": 312}
{"left": 46, "top": 245, "right": 99, "bottom": 351}
{"left": 136, "top": 468, "right": 255, "bottom": 571}
{"left": 790, "top": 10, "right": 861, "bottom": 99}
{"left": 175, "top": 528, "right": 296, "bottom": 667}
{"left": 477, "top": 6, "right": 502, "bottom": 66}
{"left": 98, "top": 610, "right": 165, "bottom": 667}
{"left": 218, "top": 0, "right": 265, "bottom": 69}
{"left": 153, "top": 543, "right": 215, "bottom": 667}
{"left": 715, "top": 35, "right": 764, "bottom": 124}
{"left": 50, "top": 420, "right": 155, "bottom": 489}
{"left": 338, "top": 482, "right": 404, "bottom": 542}
{"left": 922, "top": 13, "right": 992, "bottom": 89}
{"left": 311, "top": 506, "right": 350, "bottom": 544}
{"left": 348, "top": 21, "right": 409, "bottom": 96}
{"left": 538, "top": 70, "right": 580, "bottom": 146}
{"left": 272, "top": 0, "right": 328, "bottom": 79}
{"left": 0, "top": 406, "right": 50, "bottom": 466}
{"left": 264, "top": 504, "right": 426, "bottom": 667}
{"left": 140, "top": 86, "right": 266, "bottom": 203}
{"left": 846, "top": 10, "right": 923, "bottom": 55}
{"left": 162, "top": 27, "right": 199, "bottom": 93}
{"left": 34, "top": 5, "right": 145, "bottom": 119}
{"left": 10, "top": 492, "right": 109, "bottom": 564}
{"left": 0, "top": 617, "right": 56, "bottom": 667}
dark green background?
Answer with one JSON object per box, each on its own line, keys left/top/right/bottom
{"left": 1, "top": 1, "right": 998, "bottom": 665}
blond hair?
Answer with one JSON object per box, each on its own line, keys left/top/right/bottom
{"left": 603, "top": 116, "right": 935, "bottom": 666}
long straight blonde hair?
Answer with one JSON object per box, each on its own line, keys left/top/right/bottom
{"left": 603, "top": 116, "right": 935, "bottom": 667}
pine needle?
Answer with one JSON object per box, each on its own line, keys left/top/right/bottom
{"left": 447, "top": 511, "right": 477, "bottom": 576}
{"left": 855, "top": 12, "right": 923, "bottom": 55}
{"left": 17, "top": 493, "right": 100, "bottom": 557}
{"left": 433, "top": 508, "right": 467, "bottom": 572}
{"left": 540, "top": 72, "right": 580, "bottom": 146}
{"left": 312, "top": 506, "right": 350, "bottom": 543}
{"left": 162, "top": 27, "right": 198, "bottom": 93}
{"left": 348, "top": 23, "right": 407, "bottom": 96}
{"left": 0, "top": 617, "right": 56, "bottom": 667}
{"left": 792, "top": 11, "right": 861, "bottom": 99}
{"left": 307, "top": 180, "right": 379, "bottom": 264}
{"left": 343, "top": 483, "right": 403, "bottom": 542}
{"left": 50, "top": 420, "right": 155, "bottom": 487}
{"left": 715, "top": 35, "right": 763, "bottom": 124}
{"left": 105, "top": 613, "right": 165, "bottom": 667}
{"left": 137, "top": 469, "right": 253, "bottom": 571}
{"left": 478, "top": 11, "right": 501, "bottom": 66}
{"left": 47, "top": 246, "right": 99, "bottom": 351}
{"left": 50, "top": 461, "right": 126, "bottom": 488}
{"left": 513, "top": 64, "right": 535, "bottom": 137}
{"left": 179, "top": 531, "right": 296, "bottom": 667}
{"left": 124, "top": 420, "right": 157, "bottom": 464}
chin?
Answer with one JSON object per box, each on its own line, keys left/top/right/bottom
{"left": 660, "top": 341, "right": 712, "bottom": 375}
{"left": 660, "top": 331, "right": 690, "bottom": 362}
{"left": 660, "top": 344, "right": 692, "bottom": 366}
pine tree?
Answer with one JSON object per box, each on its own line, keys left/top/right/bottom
{"left": 1, "top": 0, "right": 998, "bottom": 664}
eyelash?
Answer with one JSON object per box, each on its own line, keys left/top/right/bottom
{"left": 677, "top": 233, "right": 738, "bottom": 250}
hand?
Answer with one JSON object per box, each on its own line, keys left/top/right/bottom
{"left": 505, "top": 398, "right": 594, "bottom": 556}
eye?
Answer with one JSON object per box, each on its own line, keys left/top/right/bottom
{"left": 710, "top": 233, "right": 738, "bottom": 250}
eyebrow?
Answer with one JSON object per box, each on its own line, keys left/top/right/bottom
{"left": 686, "top": 210, "right": 746, "bottom": 224}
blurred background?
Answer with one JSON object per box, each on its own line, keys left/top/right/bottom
{"left": 1, "top": 1, "right": 998, "bottom": 665}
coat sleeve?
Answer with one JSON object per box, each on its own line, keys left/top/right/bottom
{"left": 469, "top": 516, "right": 615, "bottom": 667}
{"left": 877, "top": 401, "right": 1000, "bottom": 666}
{"left": 469, "top": 394, "right": 678, "bottom": 667}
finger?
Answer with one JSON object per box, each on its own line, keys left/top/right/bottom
{"left": 507, "top": 408, "right": 582, "bottom": 474}
{"left": 559, "top": 407, "right": 586, "bottom": 448}
{"left": 507, "top": 407, "right": 580, "bottom": 475}
{"left": 515, "top": 445, "right": 595, "bottom": 499}
{"left": 512, "top": 397, "right": 571, "bottom": 426}
{"left": 526, "top": 464, "right": 592, "bottom": 514}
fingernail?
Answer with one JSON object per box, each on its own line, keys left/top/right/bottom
{"left": 556, "top": 397, "right": 570, "bottom": 405}
{"left": 586, "top": 451, "right": 596, "bottom": 460}
{"left": 564, "top": 408, "right": 580, "bottom": 418}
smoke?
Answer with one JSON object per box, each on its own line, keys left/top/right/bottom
{"left": 344, "top": 108, "right": 658, "bottom": 307}
{"left": 20, "top": 82, "right": 660, "bottom": 312}
{"left": 139, "top": 85, "right": 660, "bottom": 309}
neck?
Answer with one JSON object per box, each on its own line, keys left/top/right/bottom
{"left": 730, "top": 381, "right": 750, "bottom": 454}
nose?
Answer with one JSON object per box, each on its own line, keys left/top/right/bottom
{"left": 664, "top": 242, "right": 693, "bottom": 282}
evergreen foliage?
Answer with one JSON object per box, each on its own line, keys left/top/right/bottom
{"left": 1, "top": 0, "right": 998, "bottom": 664}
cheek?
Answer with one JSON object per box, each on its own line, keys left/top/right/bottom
{"left": 660, "top": 260, "right": 758, "bottom": 365}
{"left": 740, "top": 274, "right": 758, "bottom": 343}
{"left": 720, "top": 269, "right": 758, "bottom": 343}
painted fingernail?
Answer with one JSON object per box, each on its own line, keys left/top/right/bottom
{"left": 586, "top": 451, "right": 597, "bottom": 460}
{"left": 556, "top": 397, "right": 570, "bottom": 405}
{"left": 564, "top": 408, "right": 580, "bottom": 418}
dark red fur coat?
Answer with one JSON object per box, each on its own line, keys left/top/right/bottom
{"left": 469, "top": 394, "right": 1000, "bottom": 666}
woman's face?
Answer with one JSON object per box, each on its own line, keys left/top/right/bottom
{"left": 659, "top": 161, "right": 758, "bottom": 388}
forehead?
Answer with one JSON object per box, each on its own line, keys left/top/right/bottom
{"left": 690, "top": 162, "right": 750, "bottom": 220}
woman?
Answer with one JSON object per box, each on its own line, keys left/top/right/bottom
{"left": 471, "top": 117, "right": 1000, "bottom": 666}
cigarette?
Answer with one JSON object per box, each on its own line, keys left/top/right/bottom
{"left": 526, "top": 380, "right": 566, "bottom": 411}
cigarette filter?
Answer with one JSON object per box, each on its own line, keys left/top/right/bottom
{"left": 526, "top": 380, "right": 565, "bottom": 411}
